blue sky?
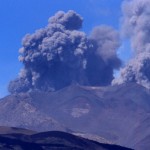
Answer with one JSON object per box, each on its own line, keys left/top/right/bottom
{"left": 0, "top": 0, "right": 129, "bottom": 98}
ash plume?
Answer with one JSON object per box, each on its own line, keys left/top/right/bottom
{"left": 122, "top": 0, "right": 150, "bottom": 53}
{"left": 8, "top": 10, "right": 121, "bottom": 94}
{"left": 90, "top": 26, "right": 121, "bottom": 68}
{"left": 113, "top": 0, "right": 150, "bottom": 89}
{"left": 87, "top": 26, "right": 121, "bottom": 86}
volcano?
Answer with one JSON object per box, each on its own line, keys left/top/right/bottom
{"left": 0, "top": 83, "right": 150, "bottom": 150}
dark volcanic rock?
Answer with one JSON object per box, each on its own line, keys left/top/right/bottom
{"left": 0, "top": 128, "right": 133, "bottom": 150}
{"left": 0, "top": 83, "right": 150, "bottom": 149}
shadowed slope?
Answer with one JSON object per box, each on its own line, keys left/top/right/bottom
{"left": 0, "top": 128, "right": 133, "bottom": 150}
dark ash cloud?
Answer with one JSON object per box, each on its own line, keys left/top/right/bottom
{"left": 8, "top": 10, "right": 121, "bottom": 94}
{"left": 90, "top": 26, "right": 121, "bottom": 68}
{"left": 87, "top": 26, "right": 121, "bottom": 86}
{"left": 113, "top": 0, "right": 150, "bottom": 89}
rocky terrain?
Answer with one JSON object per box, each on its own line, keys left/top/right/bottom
{"left": 0, "top": 127, "right": 133, "bottom": 150}
{"left": 0, "top": 83, "right": 150, "bottom": 149}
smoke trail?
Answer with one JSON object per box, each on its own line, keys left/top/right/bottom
{"left": 113, "top": 0, "right": 150, "bottom": 89}
{"left": 8, "top": 10, "right": 121, "bottom": 93}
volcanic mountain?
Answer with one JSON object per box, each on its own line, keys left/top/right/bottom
{"left": 0, "top": 83, "right": 150, "bottom": 150}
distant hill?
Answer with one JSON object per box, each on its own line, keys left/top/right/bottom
{"left": 0, "top": 127, "right": 133, "bottom": 150}
{"left": 0, "top": 83, "right": 150, "bottom": 149}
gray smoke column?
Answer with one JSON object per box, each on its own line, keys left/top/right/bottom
{"left": 113, "top": 0, "right": 150, "bottom": 89}
{"left": 8, "top": 10, "right": 121, "bottom": 94}
{"left": 113, "top": 53, "right": 150, "bottom": 89}
{"left": 87, "top": 26, "right": 121, "bottom": 86}
{"left": 90, "top": 26, "right": 121, "bottom": 68}
{"left": 112, "top": 0, "right": 150, "bottom": 89}
{"left": 122, "top": 0, "right": 150, "bottom": 53}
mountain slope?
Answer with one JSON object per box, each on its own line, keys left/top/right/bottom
{"left": 0, "top": 83, "right": 150, "bottom": 149}
{"left": 0, "top": 127, "right": 133, "bottom": 150}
